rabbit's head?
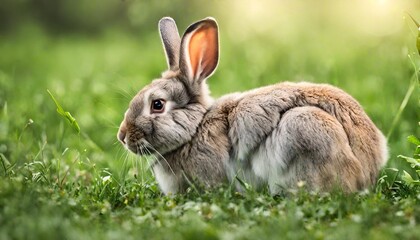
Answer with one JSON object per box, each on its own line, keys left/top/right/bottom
{"left": 118, "top": 17, "right": 219, "bottom": 155}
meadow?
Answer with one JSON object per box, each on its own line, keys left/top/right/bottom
{"left": 0, "top": 1, "right": 419, "bottom": 239}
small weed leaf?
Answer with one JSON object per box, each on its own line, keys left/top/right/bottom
{"left": 407, "top": 135, "right": 420, "bottom": 146}
{"left": 398, "top": 135, "right": 420, "bottom": 186}
{"left": 402, "top": 170, "right": 420, "bottom": 185}
{"left": 47, "top": 90, "right": 80, "bottom": 134}
{"left": 398, "top": 155, "right": 420, "bottom": 169}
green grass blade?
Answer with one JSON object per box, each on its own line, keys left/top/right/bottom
{"left": 407, "top": 13, "right": 420, "bottom": 55}
{"left": 47, "top": 90, "right": 81, "bottom": 134}
{"left": 386, "top": 74, "right": 417, "bottom": 139}
{"left": 47, "top": 89, "right": 65, "bottom": 115}
{"left": 407, "top": 13, "right": 420, "bottom": 28}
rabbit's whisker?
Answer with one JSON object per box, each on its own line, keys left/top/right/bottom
{"left": 142, "top": 140, "right": 177, "bottom": 177}
{"left": 136, "top": 142, "right": 146, "bottom": 183}
{"left": 140, "top": 143, "right": 157, "bottom": 178}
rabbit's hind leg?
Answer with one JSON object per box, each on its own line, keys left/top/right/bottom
{"left": 251, "top": 106, "right": 367, "bottom": 195}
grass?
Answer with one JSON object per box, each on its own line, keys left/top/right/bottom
{"left": 1, "top": 7, "right": 420, "bottom": 239}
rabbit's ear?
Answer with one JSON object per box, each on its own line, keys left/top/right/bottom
{"left": 179, "top": 17, "right": 219, "bottom": 84}
{"left": 159, "top": 17, "right": 181, "bottom": 70}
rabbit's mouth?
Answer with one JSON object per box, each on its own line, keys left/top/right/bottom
{"left": 127, "top": 140, "right": 156, "bottom": 156}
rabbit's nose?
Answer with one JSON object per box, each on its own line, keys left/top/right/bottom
{"left": 118, "top": 129, "right": 126, "bottom": 144}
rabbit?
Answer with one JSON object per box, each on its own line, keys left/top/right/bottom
{"left": 117, "top": 17, "right": 388, "bottom": 195}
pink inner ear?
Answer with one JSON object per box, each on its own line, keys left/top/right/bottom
{"left": 188, "top": 24, "right": 218, "bottom": 78}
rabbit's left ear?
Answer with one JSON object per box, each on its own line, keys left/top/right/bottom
{"left": 159, "top": 17, "right": 181, "bottom": 70}
{"left": 179, "top": 17, "right": 219, "bottom": 84}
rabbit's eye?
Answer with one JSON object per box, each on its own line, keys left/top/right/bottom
{"left": 151, "top": 99, "right": 165, "bottom": 113}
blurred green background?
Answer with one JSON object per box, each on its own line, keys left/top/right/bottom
{"left": 0, "top": 0, "right": 419, "bottom": 180}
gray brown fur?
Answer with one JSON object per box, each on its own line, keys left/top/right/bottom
{"left": 117, "top": 17, "right": 388, "bottom": 195}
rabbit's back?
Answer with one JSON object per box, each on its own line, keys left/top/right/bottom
{"left": 224, "top": 82, "right": 387, "bottom": 193}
